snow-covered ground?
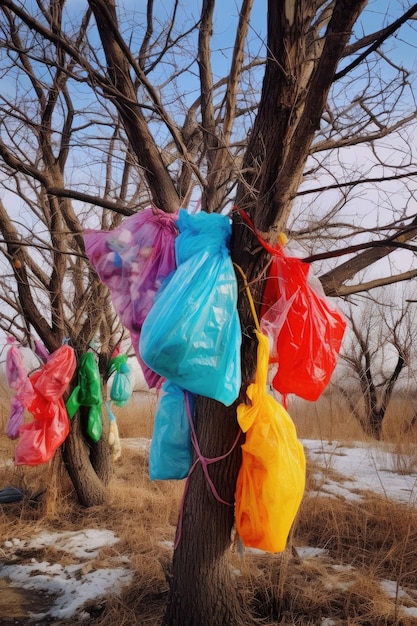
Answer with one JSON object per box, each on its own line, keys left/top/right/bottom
{"left": 304, "top": 439, "right": 417, "bottom": 506}
{"left": 0, "top": 529, "right": 133, "bottom": 622}
{"left": 1, "top": 438, "right": 417, "bottom": 622}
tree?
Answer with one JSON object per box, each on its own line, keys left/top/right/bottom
{"left": 1, "top": 1, "right": 417, "bottom": 624}
{"left": 335, "top": 289, "right": 415, "bottom": 439}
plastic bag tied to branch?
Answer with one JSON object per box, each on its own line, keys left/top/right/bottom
{"left": 260, "top": 246, "right": 346, "bottom": 403}
{"left": 66, "top": 352, "right": 103, "bottom": 443}
{"left": 14, "top": 344, "right": 76, "bottom": 466}
{"left": 84, "top": 207, "right": 178, "bottom": 388}
{"left": 235, "top": 330, "right": 306, "bottom": 553}
{"left": 107, "top": 353, "right": 133, "bottom": 407}
{"left": 140, "top": 209, "right": 242, "bottom": 406}
{"left": 5, "top": 337, "right": 35, "bottom": 439}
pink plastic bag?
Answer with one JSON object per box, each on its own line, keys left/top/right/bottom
{"left": 84, "top": 207, "right": 177, "bottom": 388}
{"left": 5, "top": 337, "right": 35, "bottom": 439}
{"left": 15, "top": 344, "right": 76, "bottom": 466}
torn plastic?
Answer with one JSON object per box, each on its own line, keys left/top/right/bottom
{"left": 140, "top": 209, "right": 241, "bottom": 406}
{"left": 235, "top": 331, "right": 306, "bottom": 553}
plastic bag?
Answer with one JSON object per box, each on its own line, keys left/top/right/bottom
{"left": 7, "top": 398, "right": 25, "bottom": 441}
{"left": 33, "top": 339, "right": 50, "bottom": 363}
{"left": 149, "top": 381, "right": 194, "bottom": 480}
{"left": 15, "top": 344, "right": 76, "bottom": 466}
{"left": 140, "top": 209, "right": 241, "bottom": 406}
{"left": 66, "top": 352, "right": 103, "bottom": 442}
{"left": 5, "top": 337, "right": 35, "bottom": 439}
{"left": 260, "top": 248, "right": 346, "bottom": 402}
{"left": 107, "top": 354, "right": 133, "bottom": 407}
{"left": 84, "top": 207, "right": 178, "bottom": 388}
{"left": 235, "top": 331, "right": 306, "bottom": 553}
{"left": 106, "top": 402, "right": 122, "bottom": 461}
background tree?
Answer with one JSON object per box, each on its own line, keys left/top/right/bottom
{"left": 1, "top": 1, "right": 417, "bottom": 624}
{"left": 335, "top": 288, "right": 416, "bottom": 439}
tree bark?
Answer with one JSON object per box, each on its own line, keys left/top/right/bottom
{"left": 62, "top": 406, "right": 111, "bottom": 507}
{"left": 164, "top": 398, "right": 247, "bottom": 626}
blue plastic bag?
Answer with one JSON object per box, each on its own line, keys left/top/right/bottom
{"left": 140, "top": 210, "right": 241, "bottom": 406}
{"left": 149, "top": 381, "right": 194, "bottom": 480}
{"left": 107, "top": 354, "right": 133, "bottom": 407}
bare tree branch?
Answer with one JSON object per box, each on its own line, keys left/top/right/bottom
{"left": 335, "top": 3, "right": 417, "bottom": 81}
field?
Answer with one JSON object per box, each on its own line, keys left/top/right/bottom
{"left": 1, "top": 387, "right": 417, "bottom": 625}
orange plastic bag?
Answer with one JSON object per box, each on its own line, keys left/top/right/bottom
{"left": 235, "top": 331, "right": 306, "bottom": 553}
{"left": 261, "top": 249, "right": 346, "bottom": 402}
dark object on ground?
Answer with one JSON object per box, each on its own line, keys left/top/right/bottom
{"left": 0, "top": 486, "right": 26, "bottom": 504}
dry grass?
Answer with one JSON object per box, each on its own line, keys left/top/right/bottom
{"left": 1, "top": 389, "right": 417, "bottom": 625}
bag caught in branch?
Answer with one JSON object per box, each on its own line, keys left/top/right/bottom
{"left": 84, "top": 207, "right": 178, "bottom": 389}
{"left": 5, "top": 337, "right": 35, "bottom": 439}
{"left": 140, "top": 209, "right": 241, "bottom": 406}
{"left": 261, "top": 248, "right": 346, "bottom": 402}
{"left": 15, "top": 344, "right": 76, "bottom": 466}
{"left": 66, "top": 352, "right": 103, "bottom": 443}
{"left": 107, "top": 354, "right": 133, "bottom": 407}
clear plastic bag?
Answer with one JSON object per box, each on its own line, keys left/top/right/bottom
{"left": 235, "top": 331, "right": 306, "bottom": 553}
{"left": 140, "top": 210, "right": 241, "bottom": 406}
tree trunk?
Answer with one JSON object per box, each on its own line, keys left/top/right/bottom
{"left": 368, "top": 409, "right": 384, "bottom": 441}
{"left": 62, "top": 406, "right": 112, "bottom": 507}
{"left": 164, "top": 219, "right": 268, "bottom": 625}
{"left": 164, "top": 398, "right": 248, "bottom": 626}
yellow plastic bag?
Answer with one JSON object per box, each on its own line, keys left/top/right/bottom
{"left": 235, "top": 330, "right": 306, "bottom": 553}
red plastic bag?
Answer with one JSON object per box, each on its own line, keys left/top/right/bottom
{"left": 15, "top": 344, "right": 76, "bottom": 466}
{"left": 261, "top": 249, "right": 346, "bottom": 402}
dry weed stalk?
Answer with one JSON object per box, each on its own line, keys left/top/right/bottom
{"left": 1, "top": 390, "right": 417, "bottom": 624}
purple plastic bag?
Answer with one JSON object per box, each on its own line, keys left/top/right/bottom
{"left": 84, "top": 207, "right": 177, "bottom": 388}
{"left": 5, "top": 337, "right": 35, "bottom": 439}
{"left": 7, "top": 397, "right": 25, "bottom": 440}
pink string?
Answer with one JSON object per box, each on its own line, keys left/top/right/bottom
{"left": 174, "top": 392, "right": 242, "bottom": 550}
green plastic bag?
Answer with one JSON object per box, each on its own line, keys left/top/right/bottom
{"left": 66, "top": 353, "right": 103, "bottom": 442}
